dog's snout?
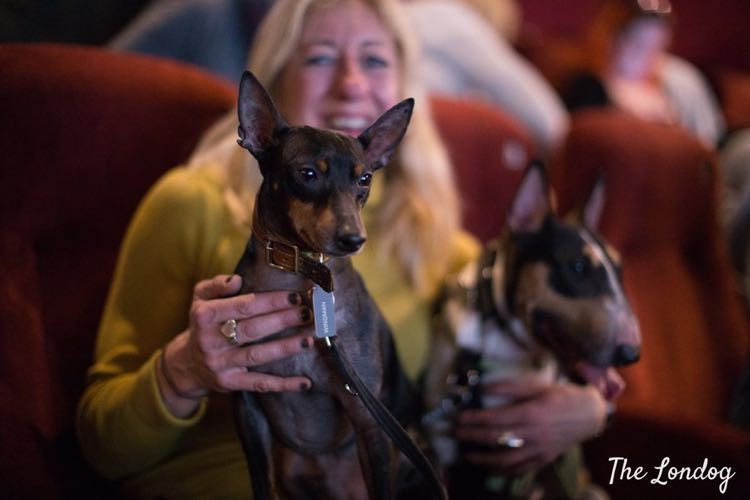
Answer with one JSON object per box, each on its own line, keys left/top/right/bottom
{"left": 613, "top": 344, "right": 640, "bottom": 366}
{"left": 336, "top": 233, "right": 366, "bottom": 253}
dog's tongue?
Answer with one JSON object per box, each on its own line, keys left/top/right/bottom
{"left": 576, "top": 364, "right": 625, "bottom": 402}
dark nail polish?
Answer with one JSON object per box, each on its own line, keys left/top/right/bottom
{"left": 300, "top": 307, "right": 312, "bottom": 322}
{"left": 288, "top": 292, "right": 300, "bottom": 305}
{"left": 300, "top": 381, "right": 312, "bottom": 391}
{"left": 225, "top": 275, "right": 234, "bottom": 283}
{"left": 301, "top": 337, "right": 311, "bottom": 349}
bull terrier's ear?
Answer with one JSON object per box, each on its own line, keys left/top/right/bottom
{"left": 237, "top": 71, "right": 288, "bottom": 159}
{"left": 581, "top": 176, "right": 606, "bottom": 229}
{"left": 358, "top": 98, "right": 414, "bottom": 170}
{"left": 507, "top": 160, "right": 550, "bottom": 232}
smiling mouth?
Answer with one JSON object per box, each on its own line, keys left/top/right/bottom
{"left": 327, "top": 116, "right": 370, "bottom": 134}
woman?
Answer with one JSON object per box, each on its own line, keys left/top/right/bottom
{"left": 76, "top": 0, "right": 608, "bottom": 497}
{"left": 562, "top": 0, "right": 724, "bottom": 147}
{"left": 110, "top": 0, "right": 566, "bottom": 155}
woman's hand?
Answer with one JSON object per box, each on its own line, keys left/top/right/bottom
{"left": 156, "top": 274, "right": 314, "bottom": 417}
{"left": 454, "top": 380, "right": 608, "bottom": 476}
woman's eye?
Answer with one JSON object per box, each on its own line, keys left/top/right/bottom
{"left": 358, "top": 173, "right": 372, "bottom": 187}
{"left": 363, "top": 55, "right": 389, "bottom": 69}
{"left": 305, "top": 54, "right": 335, "bottom": 66}
{"left": 299, "top": 168, "right": 318, "bottom": 182}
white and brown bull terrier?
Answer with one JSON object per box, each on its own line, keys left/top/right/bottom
{"left": 422, "top": 161, "right": 641, "bottom": 499}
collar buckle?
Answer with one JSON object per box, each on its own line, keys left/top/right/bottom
{"left": 265, "top": 240, "right": 299, "bottom": 273}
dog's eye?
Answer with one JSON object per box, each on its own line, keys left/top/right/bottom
{"left": 358, "top": 173, "right": 372, "bottom": 187}
{"left": 299, "top": 167, "right": 318, "bottom": 182}
{"left": 569, "top": 258, "right": 591, "bottom": 277}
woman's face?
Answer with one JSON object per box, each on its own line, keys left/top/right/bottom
{"left": 611, "top": 18, "right": 671, "bottom": 81}
{"left": 275, "top": 0, "right": 401, "bottom": 137}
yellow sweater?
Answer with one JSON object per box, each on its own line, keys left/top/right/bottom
{"left": 76, "top": 166, "right": 478, "bottom": 499}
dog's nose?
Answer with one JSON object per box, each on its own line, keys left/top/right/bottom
{"left": 336, "top": 233, "right": 366, "bottom": 252}
{"left": 613, "top": 344, "right": 640, "bottom": 366}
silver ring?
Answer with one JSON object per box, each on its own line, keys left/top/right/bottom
{"left": 496, "top": 431, "right": 524, "bottom": 449}
{"left": 220, "top": 319, "right": 240, "bottom": 346}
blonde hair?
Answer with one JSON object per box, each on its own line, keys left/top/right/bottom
{"left": 190, "top": 0, "right": 460, "bottom": 295}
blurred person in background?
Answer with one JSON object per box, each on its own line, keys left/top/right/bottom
{"left": 108, "top": 0, "right": 273, "bottom": 83}
{"left": 562, "top": 0, "right": 725, "bottom": 148}
{"left": 402, "top": 0, "right": 569, "bottom": 155}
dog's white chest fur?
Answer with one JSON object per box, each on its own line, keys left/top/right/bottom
{"left": 449, "top": 260, "right": 558, "bottom": 391}
{"left": 427, "top": 260, "right": 559, "bottom": 466}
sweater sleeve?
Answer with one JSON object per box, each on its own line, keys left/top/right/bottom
{"left": 449, "top": 230, "right": 481, "bottom": 274}
{"left": 76, "top": 168, "right": 225, "bottom": 480}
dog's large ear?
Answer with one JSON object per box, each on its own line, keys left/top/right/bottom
{"left": 237, "top": 71, "right": 288, "bottom": 159}
{"left": 507, "top": 160, "right": 550, "bottom": 232}
{"left": 580, "top": 176, "right": 606, "bottom": 229}
{"left": 357, "top": 98, "right": 414, "bottom": 170}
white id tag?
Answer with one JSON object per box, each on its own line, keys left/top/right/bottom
{"left": 312, "top": 286, "right": 336, "bottom": 338}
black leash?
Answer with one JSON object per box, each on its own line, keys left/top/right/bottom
{"left": 235, "top": 335, "right": 448, "bottom": 500}
{"left": 323, "top": 336, "right": 447, "bottom": 500}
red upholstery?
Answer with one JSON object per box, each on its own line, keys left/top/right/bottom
{"left": 550, "top": 109, "right": 750, "bottom": 498}
{"left": 0, "top": 43, "right": 235, "bottom": 498}
{"left": 717, "top": 71, "right": 750, "bottom": 132}
{"left": 519, "top": 0, "right": 750, "bottom": 74}
{"left": 586, "top": 408, "right": 750, "bottom": 499}
{"left": 430, "top": 95, "right": 535, "bottom": 242}
{"left": 517, "top": 36, "right": 586, "bottom": 96}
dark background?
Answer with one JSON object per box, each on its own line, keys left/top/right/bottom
{"left": 1, "top": 0, "right": 748, "bottom": 74}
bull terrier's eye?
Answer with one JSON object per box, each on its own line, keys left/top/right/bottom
{"left": 570, "top": 258, "right": 591, "bottom": 277}
{"left": 358, "top": 173, "right": 372, "bottom": 187}
{"left": 299, "top": 167, "right": 318, "bottom": 182}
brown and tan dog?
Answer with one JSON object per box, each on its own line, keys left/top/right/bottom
{"left": 230, "top": 71, "right": 442, "bottom": 500}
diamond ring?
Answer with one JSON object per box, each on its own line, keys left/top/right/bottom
{"left": 496, "top": 431, "right": 524, "bottom": 449}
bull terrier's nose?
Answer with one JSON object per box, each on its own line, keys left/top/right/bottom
{"left": 336, "top": 233, "right": 366, "bottom": 253}
{"left": 613, "top": 344, "right": 640, "bottom": 366}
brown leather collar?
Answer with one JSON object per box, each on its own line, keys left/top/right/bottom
{"left": 252, "top": 221, "right": 334, "bottom": 293}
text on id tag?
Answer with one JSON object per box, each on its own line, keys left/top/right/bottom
{"left": 312, "top": 286, "right": 336, "bottom": 338}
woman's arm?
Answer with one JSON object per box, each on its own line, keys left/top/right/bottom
{"left": 455, "top": 380, "right": 608, "bottom": 475}
{"left": 75, "top": 168, "right": 312, "bottom": 479}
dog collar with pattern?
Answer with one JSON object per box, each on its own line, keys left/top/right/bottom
{"left": 478, "top": 240, "right": 530, "bottom": 351}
